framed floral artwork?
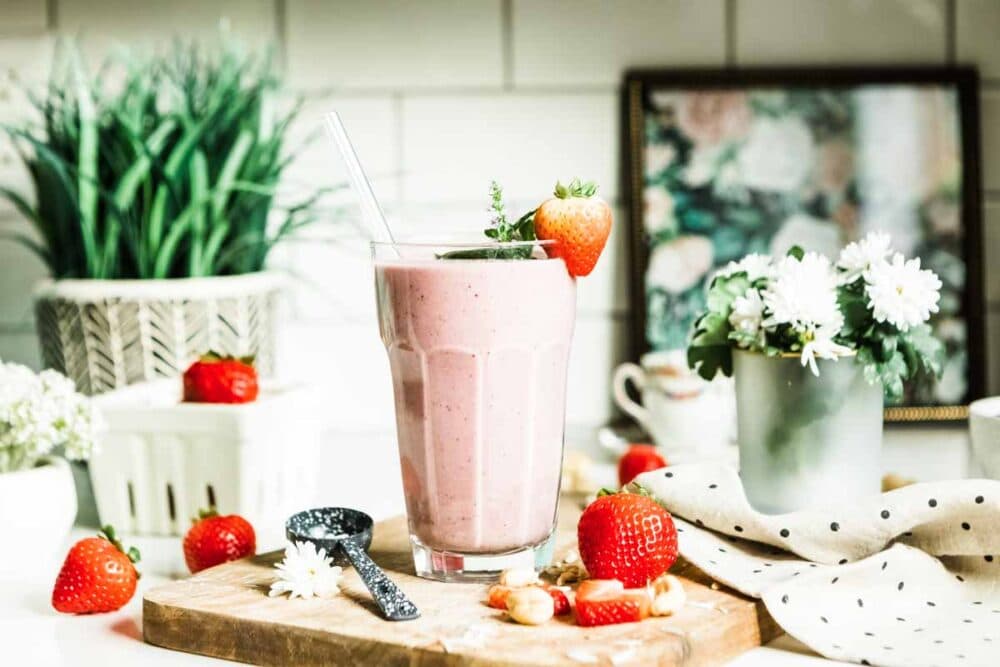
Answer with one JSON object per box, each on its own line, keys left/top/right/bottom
{"left": 623, "top": 67, "right": 984, "bottom": 422}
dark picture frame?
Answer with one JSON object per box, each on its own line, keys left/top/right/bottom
{"left": 622, "top": 67, "right": 984, "bottom": 422}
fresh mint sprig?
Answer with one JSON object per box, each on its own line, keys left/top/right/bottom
{"left": 439, "top": 181, "right": 537, "bottom": 259}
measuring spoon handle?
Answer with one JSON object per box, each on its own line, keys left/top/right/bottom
{"left": 340, "top": 540, "right": 420, "bottom": 621}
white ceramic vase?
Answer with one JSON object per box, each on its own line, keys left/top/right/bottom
{"left": 733, "top": 349, "right": 884, "bottom": 514}
{"left": 0, "top": 457, "right": 77, "bottom": 576}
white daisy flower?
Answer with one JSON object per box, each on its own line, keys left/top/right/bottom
{"left": 800, "top": 329, "right": 853, "bottom": 377}
{"left": 762, "top": 252, "right": 843, "bottom": 335}
{"left": 717, "top": 253, "right": 774, "bottom": 283}
{"left": 837, "top": 231, "right": 892, "bottom": 283}
{"left": 865, "top": 253, "right": 942, "bottom": 331}
{"left": 269, "top": 541, "right": 344, "bottom": 600}
{"left": 728, "top": 288, "right": 766, "bottom": 348}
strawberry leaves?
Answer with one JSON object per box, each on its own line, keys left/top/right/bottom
{"left": 100, "top": 524, "right": 141, "bottom": 565}
{"left": 554, "top": 178, "right": 598, "bottom": 199}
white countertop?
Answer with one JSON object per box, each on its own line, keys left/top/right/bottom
{"left": 1, "top": 425, "right": 970, "bottom": 666}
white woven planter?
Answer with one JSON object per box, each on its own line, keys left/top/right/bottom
{"left": 33, "top": 272, "right": 284, "bottom": 395}
{"left": 89, "top": 379, "right": 322, "bottom": 548}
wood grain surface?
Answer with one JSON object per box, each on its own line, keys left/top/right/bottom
{"left": 144, "top": 496, "right": 780, "bottom": 666}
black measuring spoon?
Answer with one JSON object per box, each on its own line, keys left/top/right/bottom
{"left": 285, "top": 507, "right": 420, "bottom": 621}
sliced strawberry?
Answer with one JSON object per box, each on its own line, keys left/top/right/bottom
{"left": 488, "top": 583, "right": 569, "bottom": 617}
{"left": 545, "top": 585, "right": 571, "bottom": 616}
{"left": 487, "top": 584, "right": 512, "bottom": 610}
{"left": 575, "top": 579, "right": 651, "bottom": 627}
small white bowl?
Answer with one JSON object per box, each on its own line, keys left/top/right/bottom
{"left": 969, "top": 397, "right": 1000, "bottom": 479}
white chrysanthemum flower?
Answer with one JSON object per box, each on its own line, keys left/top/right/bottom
{"left": 269, "top": 541, "right": 343, "bottom": 600}
{"left": 762, "top": 253, "right": 843, "bottom": 335}
{"left": 865, "top": 253, "right": 942, "bottom": 331}
{"left": 837, "top": 231, "right": 892, "bottom": 283}
{"left": 728, "top": 289, "right": 766, "bottom": 348}
{"left": 717, "top": 253, "right": 774, "bottom": 283}
{"left": 800, "top": 329, "right": 853, "bottom": 377}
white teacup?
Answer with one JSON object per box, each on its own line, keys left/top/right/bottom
{"left": 970, "top": 397, "right": 1000, "bottom": 478}
{"left": 612, "top": 350, "right": 734, "bottom": 463}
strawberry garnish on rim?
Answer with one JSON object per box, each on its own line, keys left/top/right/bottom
{"left": 533, "top": 178, "right": 613, "bottom": 277}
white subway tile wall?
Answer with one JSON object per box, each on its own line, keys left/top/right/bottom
{"left": 987, "top": 203, "right": 1000, "bottom": 305}
{"left": 57, "top": 0, "right": 277, "bottom": 64}
{"left": 0, "top": 219, "right": 46, "bottom": 326}
{"left": 957, "top": 0, "right": 1000, "bottom": 81}
{"left": 734, "top": 0, "right": 949, "bottom": 64}
{"left": 400, "top": 92, "right": 618, "bottom": 204}
{"left": 511, "top": 0, "right": 726, "bottom": 86}
{"left": 0, "top": 0, "right": 999, "bottom": 429}
{"left": 0, "top": 1, "right": 47, "bottom": 34}
{"left": 982, "top": 90, "right": 1000, "bottom": 192}
{"left": 283, "top": 94, "right": 401, "bottom": 206}
{"left": 285, "top": 0, "right": 504, "bottom": 91}
{"left": 0, "top": 35, "right": 52, "bottom": 214}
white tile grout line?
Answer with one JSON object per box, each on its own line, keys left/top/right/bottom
{"left": 0, "top": 323, "right": 35, "bottom": 334}
{"left": 945, "top": 0, "right": 957, "bottom": 65}
{"left": 501, "top": 0, "right": 514, "bottom": 91}
{"left": 289, "top": 85, "right": 618, "bottom": 98}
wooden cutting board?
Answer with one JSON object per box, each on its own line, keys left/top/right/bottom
{"left": 144, "top": 496, "right": 780, "bottom": 666}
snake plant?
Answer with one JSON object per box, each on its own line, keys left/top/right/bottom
{"left": 1, "top": 40, "right": 329, "bottom": 280}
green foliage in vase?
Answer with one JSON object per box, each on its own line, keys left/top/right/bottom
{"left": 0, "top": 40, "right": 330, "bottom": 280}
{"left": 687, "top": 237, "right": 945, "bottom": 404}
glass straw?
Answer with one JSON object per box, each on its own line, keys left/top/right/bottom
{"left": 324, "top": 111, "right": 396, "bottom": 245}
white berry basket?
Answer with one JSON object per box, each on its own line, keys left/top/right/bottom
{"left": 88, "top": 379, "right": 322, "bottom": 550}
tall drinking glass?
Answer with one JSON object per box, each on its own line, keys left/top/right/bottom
{"left": 373, "top": 240, "right": 575, "bottom": 582}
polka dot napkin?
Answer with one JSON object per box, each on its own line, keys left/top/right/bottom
{"left": 635, "top": 464, "right": 1000, "bottom": 667}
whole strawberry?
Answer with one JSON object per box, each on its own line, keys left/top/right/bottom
{"left": 577, "top": 492, "right": 678, "bottom": 588}
{"left": 52, "top": 525, "right": 140, "bottom": 614}
{"left": 183, "top": 352, "right": 259, "bottom": 404}
{"left": 618, "top": 444, "right": 668, "bottom": 486}
{"left": 183, "top": 508, "right": 256, "bottom": 574}
{"left": 534, "top": 178, "right": 612, "bottom": 277}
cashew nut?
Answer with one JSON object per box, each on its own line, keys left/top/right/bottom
{"left": 506, "top": 586, "right": 555, "bottom": 625}
{"left": 499, "top": 567, "right": 540, "bottom": 588}
{"left": 650, "top": 574, "right": 686, "bottom": 617}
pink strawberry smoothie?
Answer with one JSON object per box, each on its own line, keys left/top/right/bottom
{"left": 375, "top": 256, "right": 575, "bottom": 554}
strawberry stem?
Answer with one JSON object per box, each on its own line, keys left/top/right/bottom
{"left": 194, "top": 507, "right": 219, "bottom": 523}
{"left": 553, "top": 177, "right": 598, "bottom": 199}
{"left": 100, "top": 524, "right": 141, "bottom": 565}
{"left": 198, "top": 351, "right": 255, "bottom": 366}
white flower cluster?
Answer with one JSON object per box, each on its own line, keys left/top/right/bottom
{"left": 0, "top": 360, "right": 101, "bottom": 473}
{"left": 717, "top": 231, "right": 940, "bottom": 377}
{"left": 838, "top": 233, "right": 942, "bottom": 332}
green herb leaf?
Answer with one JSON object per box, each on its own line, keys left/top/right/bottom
{"left": 439, "top": 180, "right": 538, "bottom": 260}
